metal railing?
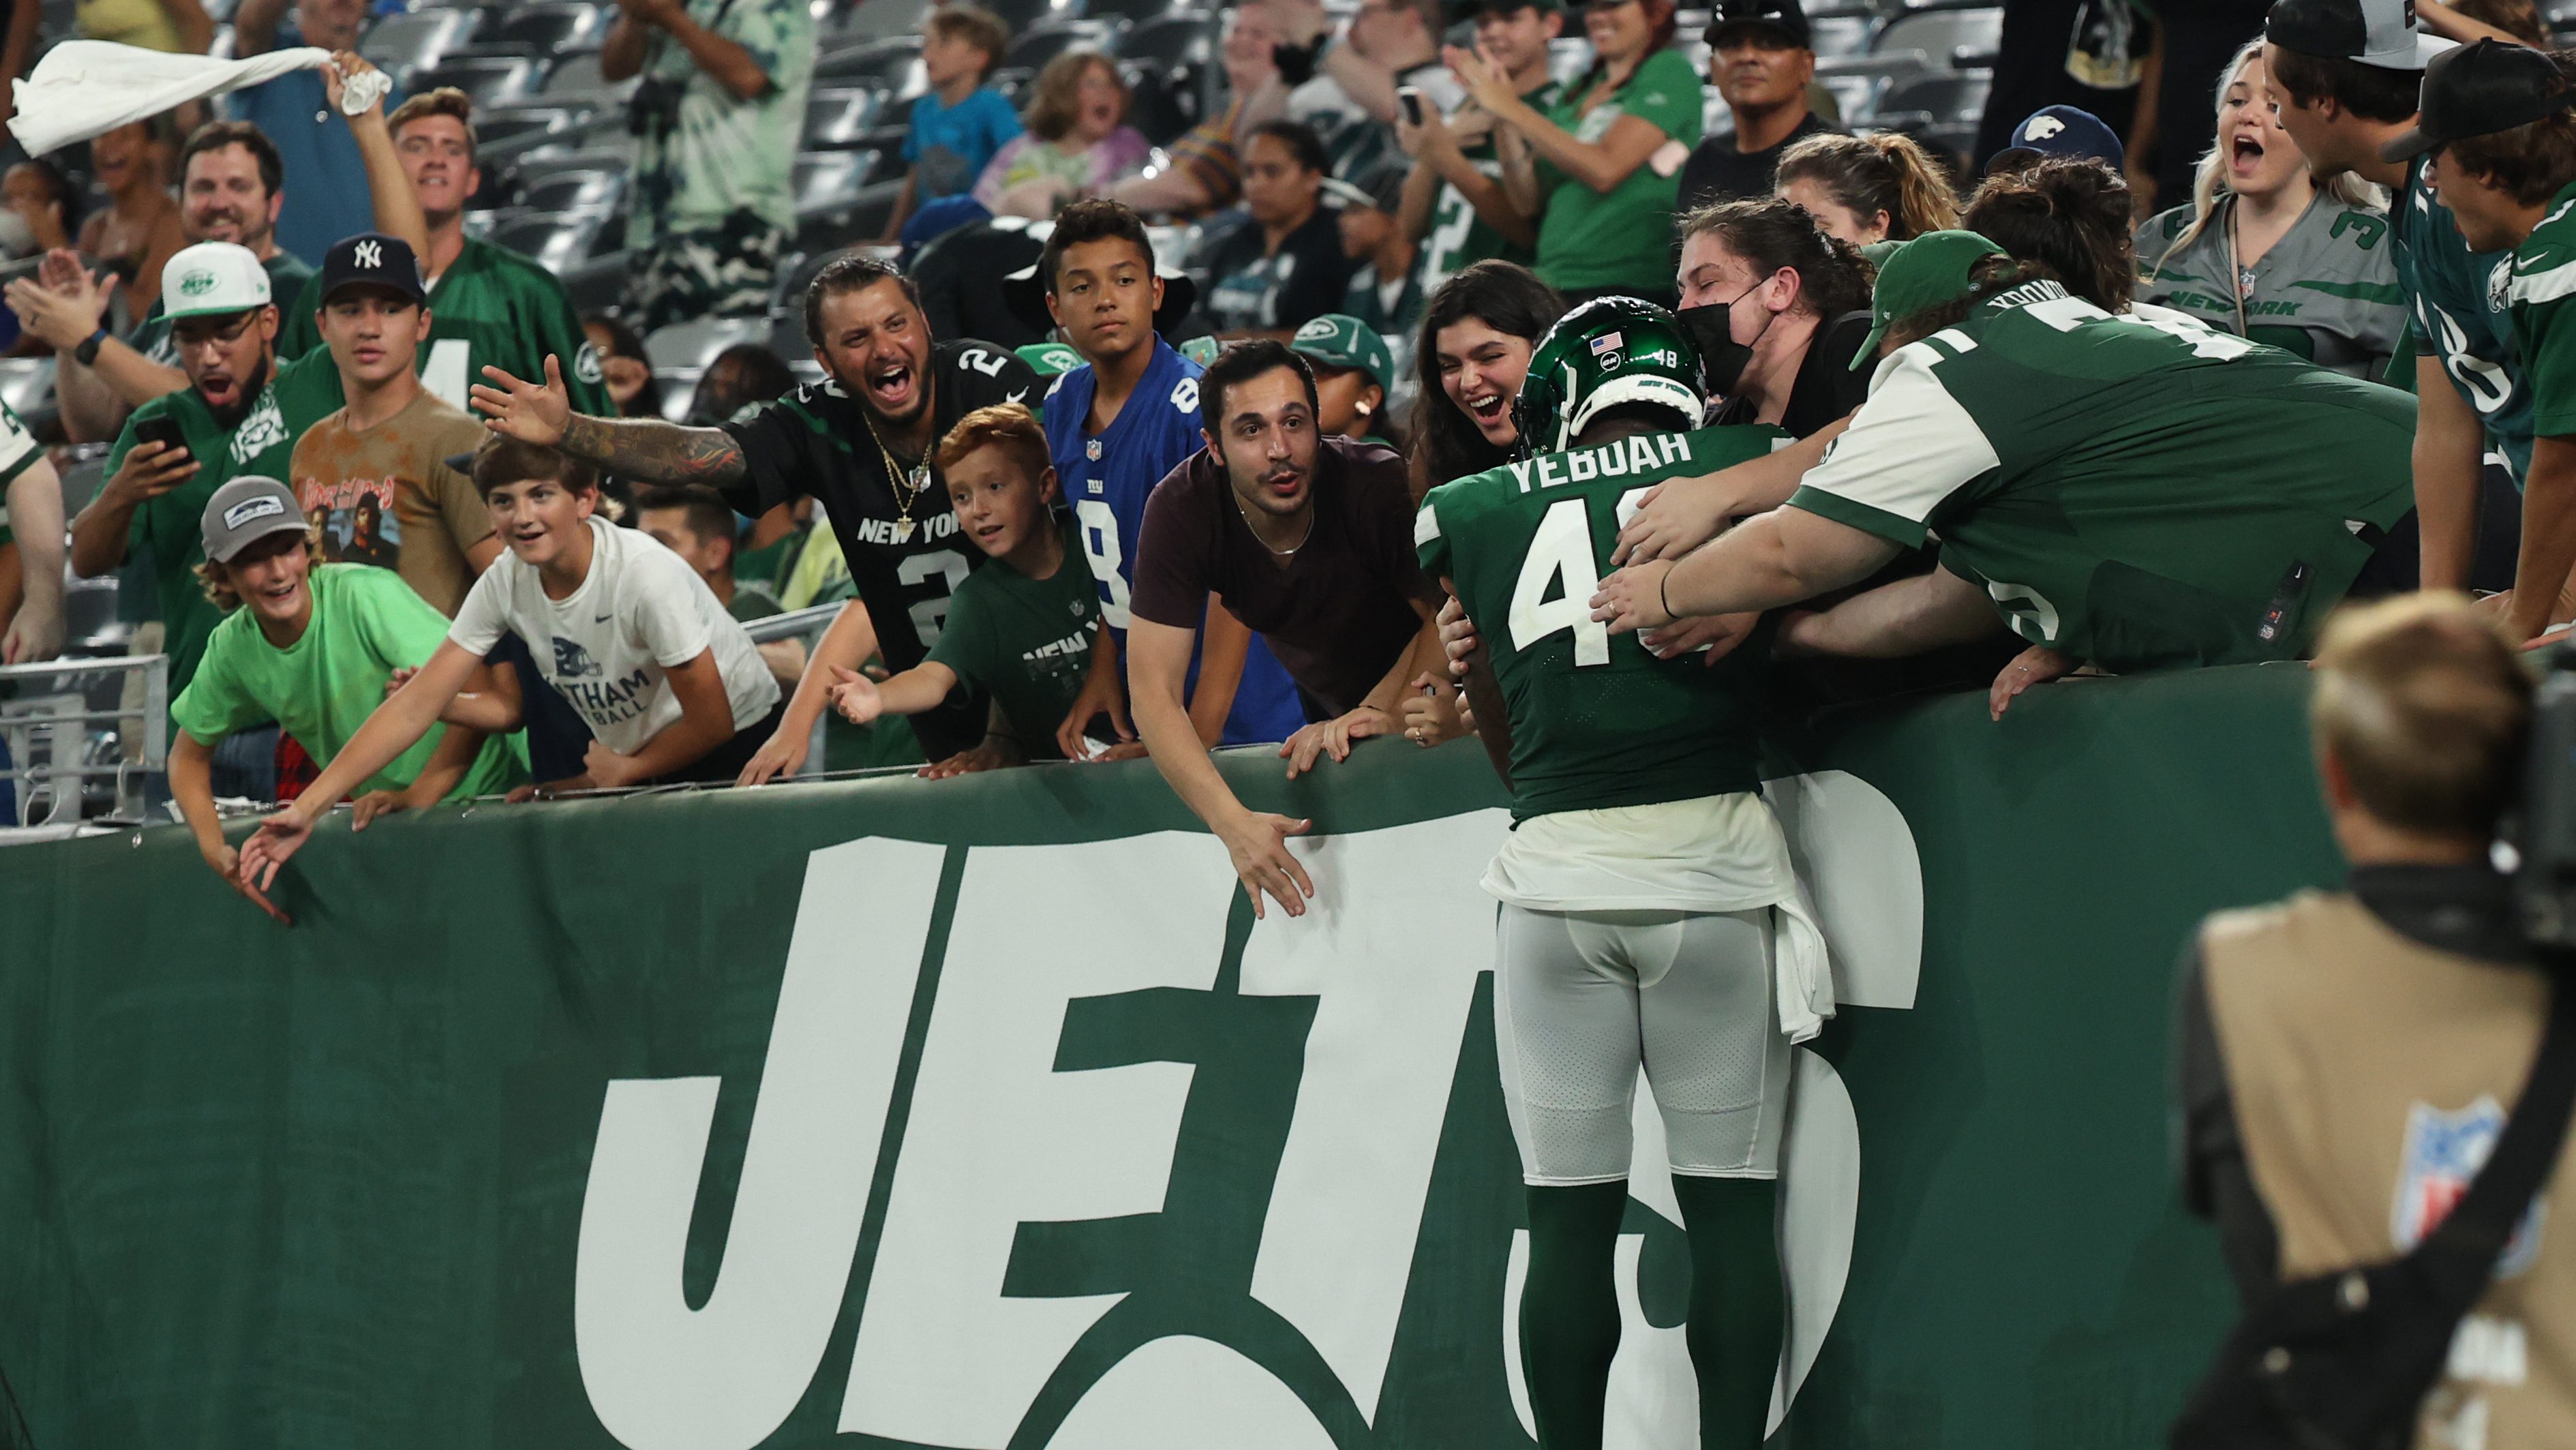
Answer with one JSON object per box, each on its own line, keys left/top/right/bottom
{"left": 0, "top": 654, "right": 167, "bottom": 826}
{"left": 740, "top": 601, "right": 845, "bottom": 768}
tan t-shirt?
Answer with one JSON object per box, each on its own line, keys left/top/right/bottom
{"left": 290, "top": 390, "right": 494, "bottom": 616}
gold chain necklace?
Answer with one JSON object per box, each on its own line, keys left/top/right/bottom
{"left": 862, "top": 409, "right": 934, "bottom": 543}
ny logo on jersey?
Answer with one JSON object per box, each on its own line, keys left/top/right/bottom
{"left": 354, "top": 239, "right": 384, "bottom": 271}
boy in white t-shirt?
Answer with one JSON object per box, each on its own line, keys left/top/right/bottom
{"left": 239, "top": 439, "right": 785, "bottom": 879}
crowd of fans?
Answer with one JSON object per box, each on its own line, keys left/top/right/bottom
{"left": 0, "top": 0, "right": 2558, "bottom": 900}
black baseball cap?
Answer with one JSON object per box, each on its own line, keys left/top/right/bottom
{"left": 1986, "top": 105, "right": 2126, "bottom": 175}
{"left": 1706, "top": 0, "right": 1811, "bottom": 50}
{"left": 2264, "top": 0, "right": 2451, "bottom": 71}
{"left": 2382, "top": 37, "right": 2575, "bottom": 160}
{"left": 318, "top": 232, "right": 429, "bottom": 308}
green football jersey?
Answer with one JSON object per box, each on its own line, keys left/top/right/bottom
{"left": 1418, "top": 79, "right": 1562, "bottom": 297}
{"left": 114, "top": 348, "right": 345, "bottom": 701}
{"left": 2395, "top": 157, "right": 2534, "bottom": 481}
{"left": 276, "top": 237, "right": 613, "bottom": 417}
{"left": 924, "top": 515, "right": 1102, "bottom": 760}
{"left": 1787, "top": 279, "right": 2416, "bottom": 671}
{"left": 2134, "top": 193, "right": 2405, "bottom": 378}
{"left": 1417, "top": 423, "right": 1786, "bottom": 819}
{"left": 2506, "top": 180, "right": 2576, "bottom": 444}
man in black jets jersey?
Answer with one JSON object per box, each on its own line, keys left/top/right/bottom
{"left": 471, "top": 255, "right": 1039, "bottom": 776}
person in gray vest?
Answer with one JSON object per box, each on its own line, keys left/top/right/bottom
{"left": 2177, "top": 591, "right": 2576, "bottom": 1446}
{"left": 2138, "top": 39, "right": 2406, "bottom": 379}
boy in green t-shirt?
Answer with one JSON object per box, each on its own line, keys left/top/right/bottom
{"left": 825, "top": 403, "right": 1107, "bottom": 761}
{"left": 170, "top": 476, "right": 526, "bottom": 921}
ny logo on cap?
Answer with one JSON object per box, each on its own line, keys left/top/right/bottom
{"left": 354, "top": 240, "right": 384, "bottom": 270}
{"left": 2024, "top": 115, "right": 2066, "bottom": 140}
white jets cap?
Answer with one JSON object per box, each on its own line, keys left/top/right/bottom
{"left": 159, "top": 241, "right": 273, "bottom": 322}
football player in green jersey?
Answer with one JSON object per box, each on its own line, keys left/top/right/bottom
{"left": 1592, "top": 231, "right": 2418, "bottom": 715}
{"left": 1419, "top": 298, "right": 1828, "bottom": 1450}
{"left": 2381, "top": 39, "right": 2576, "bottom": 643}
{"left": 273, "top": 89, "right": 613, "bottom": 418}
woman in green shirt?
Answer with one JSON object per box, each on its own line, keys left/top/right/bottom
{"left": 1451, "top": 0, "right": 1702, "bottom": 307}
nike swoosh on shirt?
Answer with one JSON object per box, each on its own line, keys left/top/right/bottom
{"left": 1007, "top": 389, "right": 1030, "bottom": 404}
{"left": 594, "top": 614, "right": 613, "bottom": 622}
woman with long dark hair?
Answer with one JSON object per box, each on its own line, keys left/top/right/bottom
{"left": 1410, "top": 260, "right": 1566, "bottom": 500}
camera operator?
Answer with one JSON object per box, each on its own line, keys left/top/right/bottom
{"left": 2177, "top": 592, "right": 2574, "bottom": 1445}
{"left": 601, "top": 0, "right": 814, "bottom": 329}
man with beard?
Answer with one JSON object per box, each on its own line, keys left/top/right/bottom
{"left": 273, "top": 89, "right": 612, "bottom": 416}
{"left": 1124, "top": 340, "right": 1446, "bottom": 919}
{"left": 8, "top": 53, "right": 406, "bottom": 444}
{"left": 68, "top": 241, "right": 345, "bottom": 709}
{"left": 470, "top": 255, "right": 1039, "bottom": 776}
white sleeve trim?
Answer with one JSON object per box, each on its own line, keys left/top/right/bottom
{"left": 1798, "top": 350, "right": 2001, "bottom": 527}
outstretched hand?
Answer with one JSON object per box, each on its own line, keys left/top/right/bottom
{"left": 236, "top": 808, "right": 316, "bottom": 895}
{"left": 1590, "top": 558, "right": 1675, "bottom": 635}
{"left": 470, "top": 356, "right": 575, "bottom": 447}
{"left": 826, "top": 665, "right": 883, "bottom": 725}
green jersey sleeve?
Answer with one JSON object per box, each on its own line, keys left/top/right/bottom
{"left": 1414, "top": 494, "right": 1453, "bottom": 584}
{"left": 1620, "top": 48, "right": 1701, "bottom": 139}
{"left": 1787, "top": 348, "right": 2002, "bottom": 547}
{"left": 2510, "top": 190, "right": 2576, "bottom": 439}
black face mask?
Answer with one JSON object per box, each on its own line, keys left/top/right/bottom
{"left": 1676, "top": 284, "right": 1774, "bottom": 399}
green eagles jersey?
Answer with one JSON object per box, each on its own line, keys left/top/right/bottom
{"left": 1419, "top": 78, "right": 1563, "bottom": 296}
{"left": 275, "top": 237, "right": 613, "bottom": 417}
{"left": 2135, "top": 194, "right": 2406, "bottom": 378}
{"left": 2395, "top": 157, "right": 2534, "bottom": 481}
{"left": 2506, "top": 181, "right": 2576, "bottom": 443}
{"left": 132, "top": 251, "right": 316, "bottom": 372}
{"left": 113, "top": 348, "right": 345, "bottom": 703}
{"left": 924, "top": 516, "right": 1102, "bottom": 759}
{"left": 1417, "top": 423, "right": 1786, "bottom": 819}
{"left": 1787, "top": 279, "right": 2416, "bottom": 671}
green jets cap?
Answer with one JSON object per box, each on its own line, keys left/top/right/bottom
{"left": 161, "top": 241, "right": 272, "bottom": 321}
{"left": 1853, "top": 230, "right": 2007, "bottom": 369}
{"left": 1015, "top": 342, "right": 1085, "bottom": 379}
{"left": 1288, "top": 313, "right": 1395, "bottom": 391}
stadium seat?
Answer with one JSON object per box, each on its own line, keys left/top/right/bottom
{"left": 518, "top": 168, "right": 624, "bottom": 213}
{"left": 982, "top": 0, "right": 1085, "bottom": 32}
{"left": 466, "top": 2, "right": 613, "bottom": 57}
{"left": 359, "top": 8, "right": 485, "bottom": 83}
{"left": 793, "top": 149, "right": 882, "bottom": 218}
{"left": 413, "top": 55, "right": 549, "bottom": 109}
{"left": 815, "top": 36, "right": 926, "bottom": 95}
{"left": 643, "top": 314, "right": 778, "bottom": 373}
{"left": 473, "top": 105, "right": 597, "bottom": 167}
{"left": 1006, "top": 18, "right": 1125, "bottom": 72}
{"left": 1121, "top": 59, "right": 1198, "bottom": 146}
{"left": 1086, "top": 0, "right": 1198, "bottom": 21}
{"left": 488, "top": 210, "right": 611, "bottom": 273}
{"left": 1871, "top": 67, "right": 1991, "bottom": 130}
{"left": 1873, "top": 4, "right": 2002, "bottom": 70}
{"left": 1816, "top": 52, "right": 1930, "bottom": 124}
{"left": 1117, "top": 12, "right": 1217, "bottom": 67}
{"left": 822, "top": 0, "right": 930, "bottom": 42}
{"left": 540, "top": 52, "right": 639, "bottom": 104}
{"left": 804, "top": 86, "right": 892, "bottom": 148}
{"left": 1806, "top": 6, "right": 1875, "bottom": 60}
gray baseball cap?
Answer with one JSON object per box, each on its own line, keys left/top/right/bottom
{"left": 200, "top": 475, "right": 309, "bottom": 564}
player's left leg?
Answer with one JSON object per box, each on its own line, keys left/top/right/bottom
{"left": 1635, "top": 908, "right": 1793, "bottom": 1449}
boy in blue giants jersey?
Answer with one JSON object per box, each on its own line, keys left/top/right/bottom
{"left": 1035, "top": 200, "right": 1309, "bottom": 761}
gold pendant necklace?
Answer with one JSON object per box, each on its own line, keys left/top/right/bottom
{"left": 863, "top": 411, "right": 932, "bottom": 542}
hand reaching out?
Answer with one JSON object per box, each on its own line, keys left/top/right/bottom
{"left": 825, "top": 665, "right": 883, "bottom": 725}
{"left": 469, "top": 356, "right": 575, "bottom": 447}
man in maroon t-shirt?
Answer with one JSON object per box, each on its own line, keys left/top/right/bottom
{"left": 1128, "top": 339, "right": 1444, "bottom": 919}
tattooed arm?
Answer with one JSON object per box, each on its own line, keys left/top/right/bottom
{"left": 471, "top": 356, "right": 750, "bottom": 489}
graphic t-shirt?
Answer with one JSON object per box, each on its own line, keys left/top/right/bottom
{"left": 1417, "top": 424, "right": 1785, "bottom": 818}
{"left": 903, "top": 86, "right": 1022, "bottom": 200}
{"left": 275, "top": 236, "right": 613, "bottom": 415}
{"left": 115, "top": 347, "right": 344, "bottom": 701}
{"left": 2394, "top": 156, "right": 2533, "bottom": 481}
{"left": 289, "top": 390, "right": 494, "bottom": 616}
{"left": 172, "top": 563, "right": 526, "bottom": 798}
{"left": 1419, "top": 78, "right": 1564, "bottom": 297}
{"left": 133, "top": 250, "right": 314, "bottom": 370}
{"left": 926, "top": 517, "right": 1102, "bottom": 757}
{"left": 2506, "top": 180, "right": 2576, "bottom": 442}
{"left": 1043, "top": 339, "right": 1307, "bottom": 745}
{"left": 631, "top": 0, "right": 812, "bottom": 243}
{"left": 1534, "top": 48, "right": 1703, "bottom": 294}
{"left": 2136, "top": 193, "right": 2406, "bottom": 379}
{"left": 446, "top": 516, "right": 781, "bottom": 755}
{"left": 1199, "top": 208, "right": 1354, "bottom": 336}
{"left": 1786, "top": 279, "right": 2418, "bottom": 670}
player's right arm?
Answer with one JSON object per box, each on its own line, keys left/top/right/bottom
{"left": 2413, "top": 351, "right": 2487, "bottom": 592}
{"left": 1129, "top": 614, "right": 1314, "bottom": 920}
{"left": 470, "top": 357, "right": 749, "bottom": 489}
{"left": 238, "top": 641, "right": 485, "bottom": 888}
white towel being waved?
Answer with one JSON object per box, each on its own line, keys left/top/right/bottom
{"left": 8, "top": 40, "right": 390, "bottom": 157}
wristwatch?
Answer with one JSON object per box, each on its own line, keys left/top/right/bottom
{"left": 72, "top": 329, "right": 106, "bottom": 367}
